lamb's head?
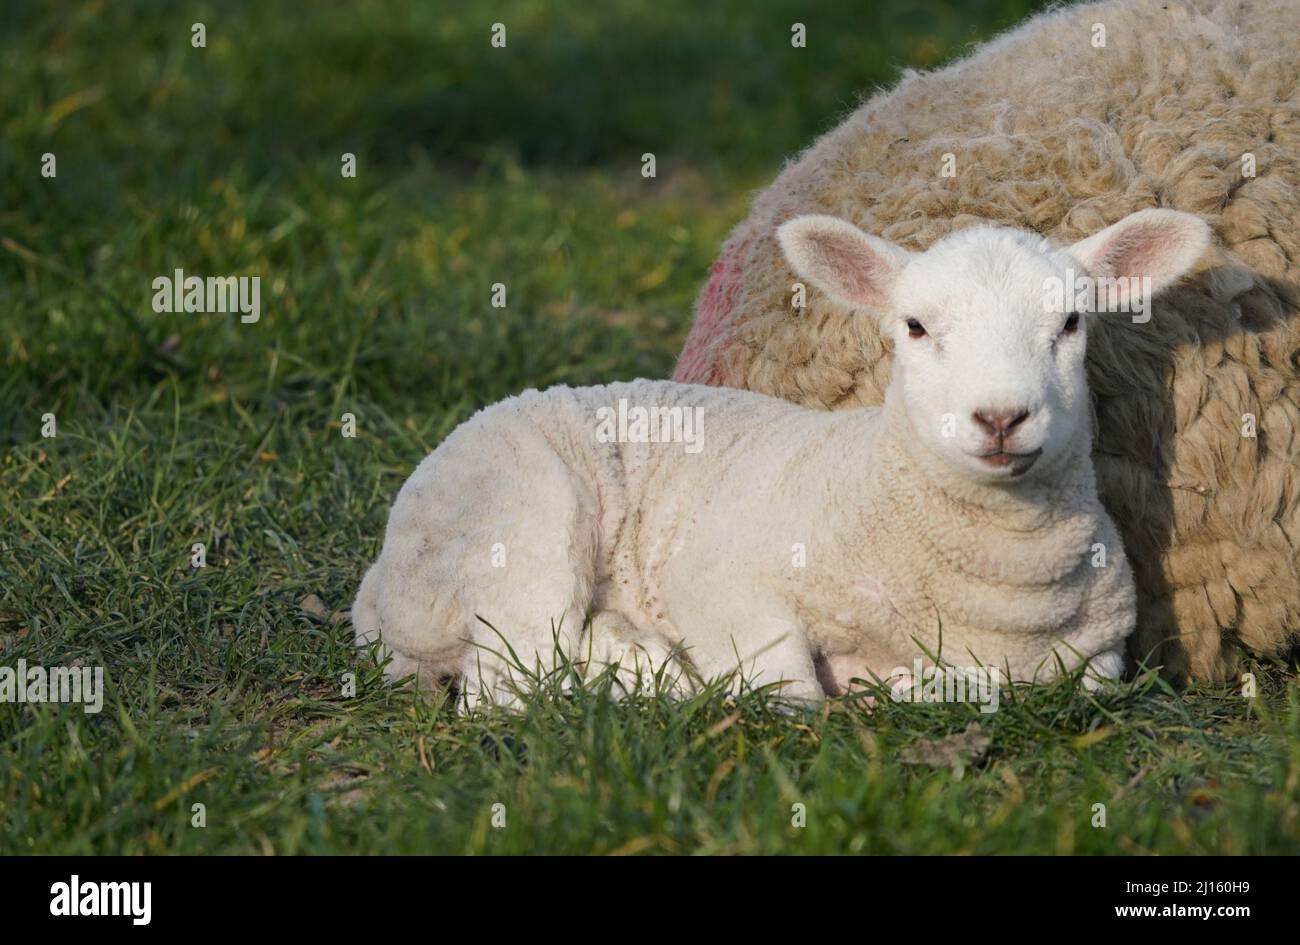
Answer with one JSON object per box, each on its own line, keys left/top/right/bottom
{"left": 777, "top": 209, "right": 1210, "bottom": 484}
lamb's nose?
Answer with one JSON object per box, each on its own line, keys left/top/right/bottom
{"left": 972, "top": 408, "right": 1030, "bottom": 437}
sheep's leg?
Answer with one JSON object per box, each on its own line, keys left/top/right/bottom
{"left": 354, "top": 541, "right": 587, "bottom": 705}
{"left": 353, "top": 405, "right": 603, "bottom": 713}
{"left": 456, "top": 528, "right": 596, "bottom": 711}
{"left": 458, "top": 601, "right": 587, "bottom": 713}
{"left": 677, "top": 606, "right": 824, "bottom": 706}
{"left": 1080, "top": 647, "right": 1126, "bottom": 691}
{"left": 352, "top": 556, "right": 468, "bottom": 689}
{"left": 581, "top": 610, "right": 690, "bottom": 698}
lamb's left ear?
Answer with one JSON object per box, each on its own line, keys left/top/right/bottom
{"left": 776, "top": 214, "right": 913, "bottom": 313}
{"left": 1066, "top": 208, "right": 1211, "bottom": 297}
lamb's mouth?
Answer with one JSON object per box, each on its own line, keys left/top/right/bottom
{"left": 974, "top": 448, "right": 1042, "bottom": 474}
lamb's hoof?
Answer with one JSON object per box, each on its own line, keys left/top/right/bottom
{"left": 1081, "top": 649, "right": 1126, "bottom": 691}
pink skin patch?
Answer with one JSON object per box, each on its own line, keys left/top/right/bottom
{"left": 672, "top": 237, "right": 751, "bottom": 385}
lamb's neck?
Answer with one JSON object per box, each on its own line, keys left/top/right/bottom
{"left": 841, "top": 397, "right": 1102, "bottom": 590}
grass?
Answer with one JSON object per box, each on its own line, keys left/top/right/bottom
{"left": 2, "top": 0, "right": 1299, "bottom": 855}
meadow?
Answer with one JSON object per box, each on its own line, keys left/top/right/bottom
{"left": 1, "top": 0, "right": 1297, "bottom": 854}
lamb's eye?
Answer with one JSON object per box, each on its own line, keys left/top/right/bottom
{"left": 1063, "top": 312, "right": 1080, "bottom": 334}
{"left": 906, "top": 318, "right": 927, "bottom": 339}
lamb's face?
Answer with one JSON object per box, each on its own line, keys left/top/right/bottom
{"left": 888, "top": 230, "right": 1086, "bottom": 482}
{"left": 777, "top": 209, "right": 1211, "bottom": 485}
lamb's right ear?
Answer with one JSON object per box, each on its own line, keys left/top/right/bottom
{"left": 776, "top": 214, "right": 913, "bottom": 312}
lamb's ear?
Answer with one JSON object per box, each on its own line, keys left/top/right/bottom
{"left": 1066, "top": 209, "right": 1211, "bottom": 299}
{"left": 776, "top": 214, "right": 913, "bottom": 313}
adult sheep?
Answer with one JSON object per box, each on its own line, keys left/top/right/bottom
{"left": 673, "top": 0, "right": 1300, "bottom": 683}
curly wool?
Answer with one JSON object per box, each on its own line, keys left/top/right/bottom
{"left": 673, "top": 0, "right": 1300, "bottom": 682}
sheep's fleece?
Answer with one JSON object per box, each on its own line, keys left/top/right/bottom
{"left": 673, "top": 0, "right": 1300, "bottom": 682}
{"left": 352, "top": 378, "right": 1133, "bottom": 709}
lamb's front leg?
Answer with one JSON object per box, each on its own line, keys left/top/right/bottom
{"left": 1080, "top": 647, "right": 1126, "bottom": 691}
{"left": 582, "top": 610, "right": 691, "bottom": 698}
{"left": 674, "top": 596, "right": 824, "bottom": 707}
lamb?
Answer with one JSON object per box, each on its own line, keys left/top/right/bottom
{"left": 673, "top": 0, "right": 1300, "bottom": 684}
{"left": 353, "top": 208, "right": 1210, "bottom": 710}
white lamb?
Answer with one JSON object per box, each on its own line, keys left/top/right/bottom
{"left": 353, "top": 208, "right": 1211, "bottom": 710}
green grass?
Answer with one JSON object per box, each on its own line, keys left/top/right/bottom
{"left": 2, "top": 0, "right": 1299, "bottom": 855}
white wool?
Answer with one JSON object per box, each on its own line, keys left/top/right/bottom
{"left": 354, "top": 210, "right": 1209, "bottom": 710}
